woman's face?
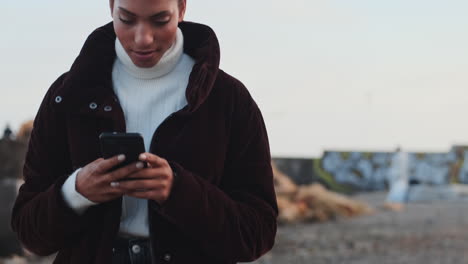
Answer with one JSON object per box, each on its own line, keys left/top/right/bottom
{"left": 110, "top": 0, "right": 186, "bottom": 68}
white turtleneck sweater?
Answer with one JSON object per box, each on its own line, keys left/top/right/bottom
{"left": 61, "top": 28, "right": 195, "bottom": 237}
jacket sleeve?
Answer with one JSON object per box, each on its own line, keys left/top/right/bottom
{"left": 153, "top": 82, "right": 278, "bottom": 262}
{"left": 11, "top": 74, "right": 93, "bottom": 256}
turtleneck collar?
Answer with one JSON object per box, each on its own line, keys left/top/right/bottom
{"left": 64, "top": 21, "right": 221, "bottom": 114}
{"left": 115, "top": 28, "right": 184, "bottom": 80}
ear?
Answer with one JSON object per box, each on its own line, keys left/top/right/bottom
{"left": 109, "top": 0, "right": 115, "bottom": 18}
{"left": 178, "top": 0, "right": 187, "bottom": 22}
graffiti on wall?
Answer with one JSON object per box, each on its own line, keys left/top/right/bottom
{"left": 273, "top": 146, "right": 468, "bottom": 193}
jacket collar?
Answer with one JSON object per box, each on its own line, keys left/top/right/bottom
{"left": 62, "top": 21, "right": 220, "bottom": 115}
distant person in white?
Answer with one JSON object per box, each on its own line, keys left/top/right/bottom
{"left": 386, "top": 147, "right": 410, "bottom": 203}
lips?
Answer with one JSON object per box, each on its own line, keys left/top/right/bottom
{"left": 132, "top": 50, "right": 156, "bottom": 60}
{"left": 135, "top": 50, "right": 154, "bottom": 55}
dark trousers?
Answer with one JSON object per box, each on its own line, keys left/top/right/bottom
{"left": 112, "top": 236, "right": 152, "bottom": 264}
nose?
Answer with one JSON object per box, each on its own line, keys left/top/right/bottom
{"left": 134, "top": 23, "right": 154, "bottom": 47}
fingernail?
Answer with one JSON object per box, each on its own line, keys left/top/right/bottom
{"left": 136, "top": 162, "right": 144, "bottom": 169}
{"left": 110, "top": 182, "right": 120, "bottom": 188}
{"left": 118, "top": 154, "right": 126, "bottom": 161}
{"left": 140, "top": 154, "right": 147, "bottom": 160}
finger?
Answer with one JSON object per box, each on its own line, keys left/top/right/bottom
{"left": 91, "top": 157, "right": 104, "bottom": 164}
{"left": 125, "top": 168, "right": 167, "bottom": 180}
{"left": 139, "top": 153, "right": 166, "bottom": 167}
{"left": 125, "top": 191, "right": 152, "bottom": 199}
{"left": 89, "top": 158, "right": 104, "bottom": 171}
{"left": 113, "top": 179, "right": 165, "bottom": 191}
{"left": 107, "top": 161, "right": 146, "bottom": 182}
{"left": 126, "top": 190, "right": 162, "bottom": 200}
{"left": 96, "top": 154, "right": 126, "bottom": 173}
{"left": 106, "top": 186, "right": 127, "bottom": 196}
{"left": 103, "top": 191, "right": 126, "bottom": 201}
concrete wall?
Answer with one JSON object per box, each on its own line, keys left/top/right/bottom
{"left": 274, "top": 146, "right": 468, "bottom": 194}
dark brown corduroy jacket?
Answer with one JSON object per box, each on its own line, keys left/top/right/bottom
{"left": 11, "top": 22, "right": 277, "bottom": 264}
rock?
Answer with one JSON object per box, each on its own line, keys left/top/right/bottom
{"left": 273, "top": 162, "right": 373, "bottom": 224}
{"left": 296, "top": 184, "right": 373, "bottom": 222}
{"left": 382, "top": 202, "right": 405, "bottom": 212}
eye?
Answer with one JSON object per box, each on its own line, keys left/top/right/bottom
{"left": 152, "top": 17, "right": 171, "bottom": 26}
{"left": 119, "top": 16, "right": 133, "bottom": 25}
{"left": 153, "top": 20, "right": 170, "bottom": 26}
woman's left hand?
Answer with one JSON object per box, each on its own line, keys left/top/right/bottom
{"left": 111, "top": 152, "right": 174, "bottom": 204}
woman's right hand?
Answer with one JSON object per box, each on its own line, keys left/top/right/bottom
{"left": 75, "top": 154, "right": 145, "bottom": 203}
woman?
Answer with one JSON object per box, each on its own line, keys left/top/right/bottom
{"left": 11, "top": 0, "right": 278, "bottom": 263}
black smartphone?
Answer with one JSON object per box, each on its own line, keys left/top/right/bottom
{"left": 99, "top": 132, "right": 147, "bottom": 174}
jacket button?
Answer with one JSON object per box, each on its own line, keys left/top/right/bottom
{"left": 131, "top": 244, "right": 141, "bottom": 254}
{"left": 89, "top": 102, "right": 98, "bottom": 110}
{"left": 104, "top": 105, "right": 113, "bottom": 112}
{"left": 55, "top": 96, "right": 62, "bottom": 103}
{"left": 163, "top": 253, "right": 171, "bottom": 262}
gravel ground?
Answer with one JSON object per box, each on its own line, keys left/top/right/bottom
{"left": 3, "top": 192, "right": 468, "bottom": 264}
{"left": 251, "top": 192, "right": 468, "bottom": 264}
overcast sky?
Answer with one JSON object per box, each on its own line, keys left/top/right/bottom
{"left": 2, "top": 0, "right": 468, "bottom": 157}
